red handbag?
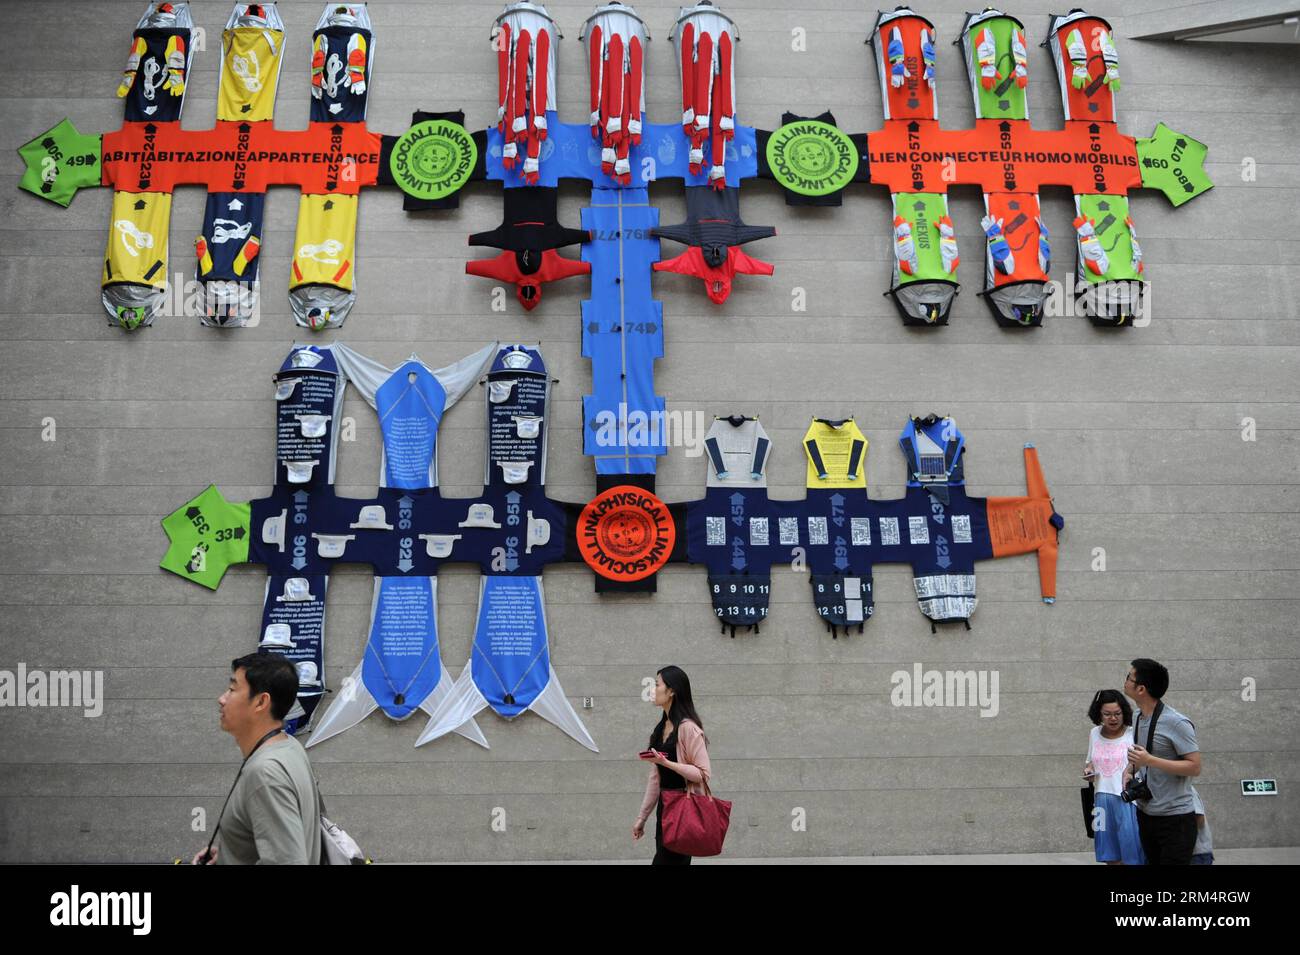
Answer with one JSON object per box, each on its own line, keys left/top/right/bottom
{"left": 661, "top": 780, "right": 732, "bottom": 856}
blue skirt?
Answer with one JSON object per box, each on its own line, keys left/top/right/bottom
{"left": 1094, "top": 792, "right": 1146, "bottom": 865}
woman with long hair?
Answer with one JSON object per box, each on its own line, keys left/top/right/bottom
{"left": 1085, "top": 688, "right": 1145, "bottom": 865}
{"left": 632, "top": 665, "right": 712, "bottom": 865}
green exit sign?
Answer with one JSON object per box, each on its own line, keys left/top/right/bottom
{"left": 1240, "top": 779, "right": 1278, "bottom": 796}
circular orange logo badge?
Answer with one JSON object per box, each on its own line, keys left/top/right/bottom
{"left": 578, "top": 486, "right": 676, "bottom": 581}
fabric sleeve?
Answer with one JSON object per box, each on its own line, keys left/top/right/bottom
{"left": 246, "top": 765, "right": 311, "bottom": 865}
{"left": 1085, "top": 727, "right": 1095, "bottom": 762}
{"left": 676, "top": 720, "right": 712, "bottom": 791}
{"left": 636, "top": 762, "right": 660, "bottom": 826}
{"left": 1165, "top": 716, "right": 1199, "bottom": 758}
{"left": 751, "top": 423, "right": 771, "bottom": 477}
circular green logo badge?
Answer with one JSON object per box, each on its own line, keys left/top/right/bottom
{"left": 765, "top": 120, "right": 859, "bottom": 197}
{"left": 390, "top": 119, "right": 477, "bottom": 200}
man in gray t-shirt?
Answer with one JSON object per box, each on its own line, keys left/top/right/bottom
{"left": 193, "top": 654, "right": 320, "bottom": 865}
{"left": 216, "top": 733, "right": 320, "bottom": 865}
{"left": 1124, "top": 658, "right": 1202, "bottom": 865}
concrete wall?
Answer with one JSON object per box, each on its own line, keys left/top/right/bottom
{"left": 0, "top": 0, "right": 1296, "bottom": 862}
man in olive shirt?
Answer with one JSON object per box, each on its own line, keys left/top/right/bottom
{"left": 1124, "top": 658, "right": 1202, "bottom": 865}
{"left": 192, "top": 654, "right": 320, "bottom": 865}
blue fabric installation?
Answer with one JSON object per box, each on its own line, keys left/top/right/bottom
{"left": 464, "top": 3, "right": 775, "bottom": 493}
{"left": 416, "top": 345, "right": 597, "bottom": 751}
{"left": 469, "top": 576, "right": 552, "bottom": 719}
{"left": 582, "top": 187, "right": 665, "bottom": 476}
{"left": 374, "top": 361, "right": 449, "bottom": 490}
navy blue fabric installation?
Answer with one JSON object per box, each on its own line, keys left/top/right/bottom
{"left": 309, "top": 23, "right": 373, "bottom": 123}
{"left": 201, "top": 342, "right": 595, "bottom": 750}
{"left": 683, "top": 418, "right": 1004, "bottom": 637}
{"left": 197, "top": 192, "right": 264, "bottom": 284}
{"left": 121, "top": 27, "right": 191, "bottom": 124}
{"left": 211, "top": 342, "right": 569, "bottom": 746}
{"left": 163, "top": 343, "right": 1062, "bottom": 743}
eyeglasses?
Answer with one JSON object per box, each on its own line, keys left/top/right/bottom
{"left": 1123, "top": 673, "right": 1136, "bottom": 685}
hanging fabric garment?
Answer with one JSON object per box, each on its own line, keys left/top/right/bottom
{"left": 1046, "top": 11, "right": 1119, "bottom": 124}
{"left": 687, "top": 413, "right": 778, "bottom": 635}
{"left": 98, "top": 3, "right": 196, "bottom": 328}
{"left": 894, "top": 216, "right": 918, "bottom": 275}
{"left": 1073, "top": 214, "right": 1110, "bottom": 276}
{"left": 671, "top": 2, "right": 738, "bottom": 189}
{"left": 581, "top": 3, "right": 648, "bottom": 186}
{"left": 304, "top": 341, "right": 497, "bottom": 747}
{"left": 217, "top": 3, "right": 286, "bottom": 123}
{"left": 981, "top": 214, "right": 1015, "bottom": 276}
{"left": 1098, "top": 29, "right": 1121, "bottom": 89}
{"left": 802, "top": 418, "right": 868, "bottom": 490}
{"left": 703, "top": 416, "right": 770, "bottom": 488}
{"left": 888, "top": 26, "right": 910, "bottom": 87}
{"left": 898, "top": 414, "right": 965, "bottom": 505}
{"left": 653, "top": 185, "right": 774, "bottom": 303}
{"left": 195, "top": 191, "right": 264, "bottom": 327}
{"left": 654, "top": 245, "right": 772, "bottom": 305}
{"left": 799, "top": 415, "right": 874, "bottom": 635}
{"left": 492, "top": 3, "right": 559, "bottom": 186}
{"left": 979, "top": 193, "right": 1051, "bottom": 327}
{"left": 960, "top": 10, "right": 1029, "bottom": 121}
{"left": 1011, "top": 28, "right": 1029, "bottom": 88}
{"left": 414, "top": 345, "right": 597, "bottom": 752}
{"left": 1045, "top": 11, "right": 1147, "bottom": 326}
{"left": 101, "top": 191, "right": 171, "bottom": 329}
{"left": 118, "top": 2, "right": 194, "bottom": 123}
{"left": 259, "top": 343, "right": 348, "bottom": 732}
{"left": 870, "top": 8, "right": 938, "bottom": 121}
{"left": 466, "top": 186, "right": 591, "bottom": 309}
{"left": 869, "top": 12, "right": 957, "bottom": 326}
{"left": 467, "top": 249, "right": 592, "bottom": 311}
{"left": 1066, "top": 28, "right": 1088, "bottom": 89}
{"left": 975, "top": 27, "right": 998, "bottom": 90}
{"left": 309, "top": 3, "right": 373, "bottom": 123}
{"left": 289, "top": 193, "right": 359, "bottom": 330}
{"left": 886, "top": 185, "right": 962, "bottom": 321}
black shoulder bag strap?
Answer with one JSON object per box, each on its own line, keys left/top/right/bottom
{"left": 200, "top": 726, "right": 284, "bottom": 864}
{"left": 1133, "top": 701, "right": 1163, "bottom": 779}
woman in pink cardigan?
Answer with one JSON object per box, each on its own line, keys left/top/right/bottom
{"left": 632, "top": 665, "right": 712, "bottom": 865}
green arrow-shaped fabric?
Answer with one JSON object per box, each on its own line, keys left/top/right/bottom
{"left": 17, "top": 119, "right": 102, "bottom": 208}
{"left": 160, "top": 485, "right": 251, "bottom": 590}
{"left": 1136, "top": 122, "right": 1213, "bottom": 207}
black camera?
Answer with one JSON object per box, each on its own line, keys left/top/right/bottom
{"left": 1120, "top": 774, "right": 1152, "bottom": 804}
